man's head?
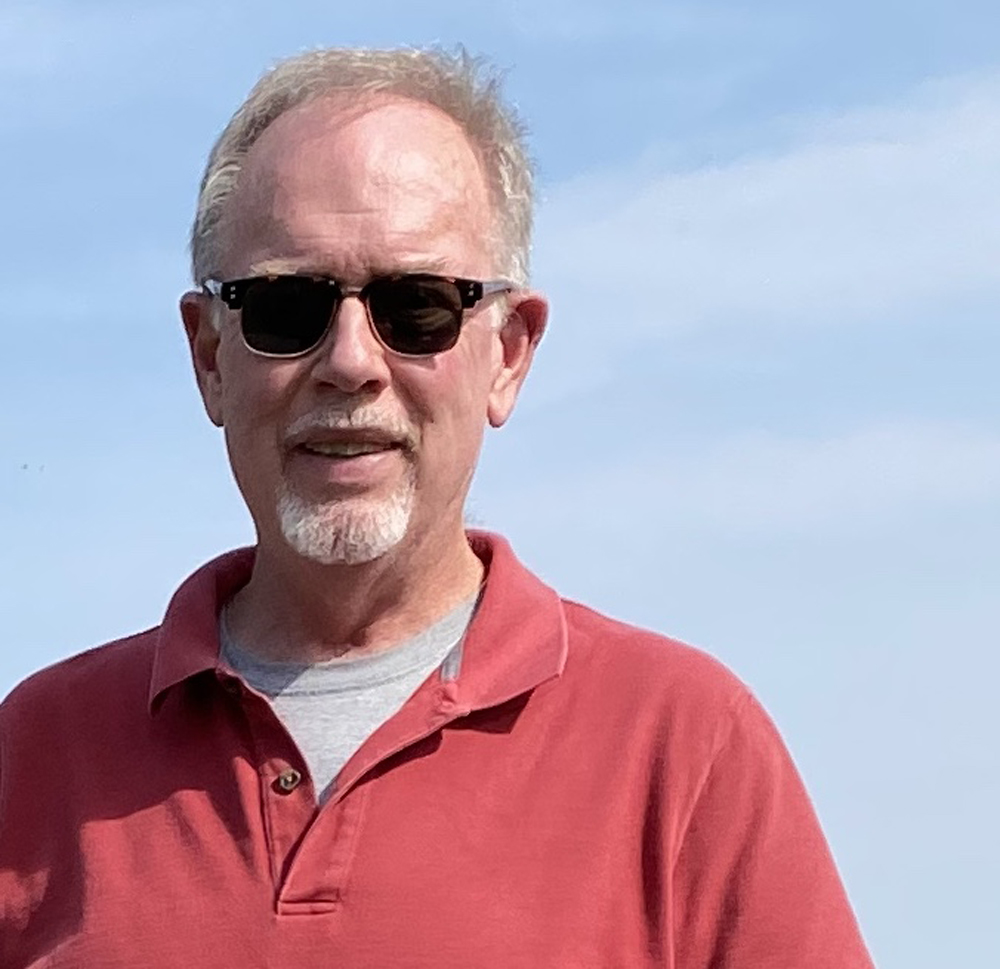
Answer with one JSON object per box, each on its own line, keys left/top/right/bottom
{"left": 191, "top": 47, "right": 535, "bottom": 290}
{"left": 181, "top": 48, "right": 547, "bottom": 568}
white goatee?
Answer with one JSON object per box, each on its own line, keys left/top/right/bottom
{"left": 277, "top": 471, "right": 415, "bottom": 565}
{"left": 276, "top": 402, "right": 418, "bottom": 565}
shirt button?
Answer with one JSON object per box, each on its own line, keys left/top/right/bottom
{"left": 276, "top": 768, "right": 302, "bottom": 794}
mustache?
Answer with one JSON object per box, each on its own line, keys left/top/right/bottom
{"left": 284, "top": 403, "right": 419, "bottom": 448}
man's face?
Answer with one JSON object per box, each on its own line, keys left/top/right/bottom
{"left": 183, "top": 96, "right": 544, "bottom": 565}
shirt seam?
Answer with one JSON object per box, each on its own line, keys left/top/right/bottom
{"left": 670, "top": 686, "right": 754, "bottom": 871}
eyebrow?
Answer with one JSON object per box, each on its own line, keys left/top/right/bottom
{"left": 247, "top": 256, "right": 456, "bottom": 278}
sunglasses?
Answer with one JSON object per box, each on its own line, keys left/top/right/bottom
{"left": 203, "top": 273, "right": 514, "bottom": 358}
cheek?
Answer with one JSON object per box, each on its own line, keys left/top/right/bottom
{"left": 408, "top": 348, "right": 495, "bottom": 469}
{"left": 218, "top": 349, "right": 300, "bottom": 471}
{"left": 406, "top": 343, "right": 495, "bottom": 430}
{"left": 219, "top": 337, "right": 295, "bottom": 418}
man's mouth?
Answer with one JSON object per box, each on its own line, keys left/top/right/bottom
{"left": 298, "top": 441, "right": 400, "bottom": 458}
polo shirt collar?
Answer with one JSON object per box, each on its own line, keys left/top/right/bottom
{"left": 148, "top": 547, "right": 255, "bottom": 709}
{"left": 452, "top": 531, "right": 568, "bottom": 709}
{"left": 148, "top": 532, "right": 568, "bottom": 712}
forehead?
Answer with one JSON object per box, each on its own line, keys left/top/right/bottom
{"left": 223, "top": 95, "right": 494, "bottom": 276}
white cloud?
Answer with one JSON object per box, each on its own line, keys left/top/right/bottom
{"left": 489, "top": 421, "right": 1000, "bottom": 535}
{"left": 534, "top": 71, "right": 1000, "bottom": 336}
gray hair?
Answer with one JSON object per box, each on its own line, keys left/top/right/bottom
{"left": 190, "top": 47, "right": 534, "bottom": 287}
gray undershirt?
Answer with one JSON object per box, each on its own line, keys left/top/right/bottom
{"left": 219, "top": 598, "right": 475, "bottom": 803}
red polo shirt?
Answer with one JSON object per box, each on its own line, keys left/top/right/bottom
{"left": 1, "top": 533, "right": 873, "bottom": 967}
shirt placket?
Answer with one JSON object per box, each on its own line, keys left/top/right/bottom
{"left": 222, "top": 676, "right": 321, "bottom": 903}
{"left": 221, "top": 667, "right": 470, "bottom": 916}
{"left": 275, "top": 679, "right": 472, "bottom": 913}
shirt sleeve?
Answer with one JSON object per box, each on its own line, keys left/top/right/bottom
{"left": 670, "top": 690, "right": 875, "bottom": 969}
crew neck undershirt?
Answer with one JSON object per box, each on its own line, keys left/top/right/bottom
{"left": 219, "top": 596, "right": 477, "bottom": 803}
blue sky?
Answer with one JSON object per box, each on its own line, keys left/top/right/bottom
{"left": 2, "top": 1, "right": 998, "bottom": 964}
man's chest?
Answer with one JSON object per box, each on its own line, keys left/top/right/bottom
{"left": 6, "top": 714, "right": 670, "bottom": 969}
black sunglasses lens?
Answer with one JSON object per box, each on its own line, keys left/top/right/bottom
{"left": 367, "top": 276, "right": 463, "bottom": 355}
{"left": 241, "top": 278, "right": 337, "bottom": 355}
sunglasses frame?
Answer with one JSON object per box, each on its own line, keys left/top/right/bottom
{"left": 202, "top": 273, "right": 515, "bottom": 359}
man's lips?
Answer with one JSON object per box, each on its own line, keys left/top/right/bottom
{"left": 286, "top": 433, "right": 409, "bottom": 488}
{"left": 296, "top": 439, "right": 402, "bottom": 458}
{"left": 286, "top": 424, "right": 415, "bottom": 454}
{"left": 284, "top": 405, "right": 419, "bottom": 457}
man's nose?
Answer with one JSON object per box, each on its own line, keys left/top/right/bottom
{"left": 310, "top": 295, "right": 392, "bottom": 394}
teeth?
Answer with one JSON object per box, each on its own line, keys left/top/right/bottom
{"left": 304, "top": 441, "right": 391, "bottom": 457}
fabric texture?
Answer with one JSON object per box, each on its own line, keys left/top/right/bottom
{"left": 0, "top": 532, "right": 874, "bottom": 968}
{"left": 219, "top": 595, "right": 477, "bottom": 802}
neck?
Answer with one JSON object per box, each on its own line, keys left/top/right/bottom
{"left": 225, "top": 526, "right": 483, "bottom": 663}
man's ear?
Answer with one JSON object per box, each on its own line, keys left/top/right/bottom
{"left": 487, "top": 292, "right": 548, "bottom": 428}
{"left": 180, "top": 291, "right": 225, "bottom": 427}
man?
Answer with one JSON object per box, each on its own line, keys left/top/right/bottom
{"left": 0, "top": 48, "right": 873, "bottom": 967}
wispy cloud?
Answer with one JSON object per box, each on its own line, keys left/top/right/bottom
{"left": 535, "top": 71, "right": 1000, "bottom": 337}
{"left": 488, "top": 421, "right": 1000, "bottom": 535}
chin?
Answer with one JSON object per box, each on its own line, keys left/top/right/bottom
{"left": 275, "top": 485, "right": 415, "bottom": 566}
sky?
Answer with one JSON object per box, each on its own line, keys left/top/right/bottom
{"left": 1, "top": 1, "right": 997, "bottom": 964}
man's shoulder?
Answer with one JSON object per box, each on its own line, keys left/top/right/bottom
{"left": 529, "top": 596, "right": 788, "bottom": 806}
{"left": 484, "top": 533, "right": 748, "bottom": 709}
{"left": 558, "top": 596, "right": 751, "bottom": 719}
{"left": 1, "top": 629, "right": 158, "bottom": 727}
